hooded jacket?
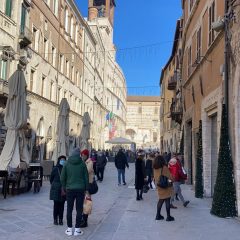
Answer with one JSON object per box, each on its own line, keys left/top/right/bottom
{"left": 60, "top": 155, "right": 89, "bottom": 191}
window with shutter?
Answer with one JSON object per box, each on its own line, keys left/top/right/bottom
{"left": 5, "top": 0, "right": 12, "bottom": 18}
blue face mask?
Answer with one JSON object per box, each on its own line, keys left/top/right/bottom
{"left": 59, "top": 159, "right": 66, "bottom": 166}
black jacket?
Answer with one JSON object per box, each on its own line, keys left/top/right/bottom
{"left": 50, "top": 164, "right": 65, "bottom": 201}
{"left": 115, "top": 151, "right": 129, "bottom": 169}
{"left": 135, "top": 158, "right": 146, "bottom": 190}
{"left": 145, "top": 159, "right": 153, "bottom": 176}
{"left": 96, "top": 154, "right": 107, "bottom": 168}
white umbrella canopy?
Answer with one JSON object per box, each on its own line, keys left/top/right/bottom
{"left": 51, "top": 98, "right": 70, "bottom": 163}
{"left": 105, "top": 137, "right": 133, "bottom": 144}
{"left": 79, "top": 112, "right": 91, "bottom": 151}
{"left": 0, "top": 70, "right": 29, "bottom": 170}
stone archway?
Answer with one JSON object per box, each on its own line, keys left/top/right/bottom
{"left": 33, "top": 117, "right": 45, "bottom": 162}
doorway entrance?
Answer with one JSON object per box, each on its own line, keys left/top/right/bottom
{"left": 210, "top": 114, "right": 218, "bottom": 196}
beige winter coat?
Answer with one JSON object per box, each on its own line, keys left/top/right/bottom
{"left": 85, "top": 158, "right": 94, "bottom": 183}
{"left": 154, "top": 166, "right": 173, "bottom": 200}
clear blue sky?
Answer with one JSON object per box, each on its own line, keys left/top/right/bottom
{"left": 76, "top": 1, "right": 182, "bottom": 96}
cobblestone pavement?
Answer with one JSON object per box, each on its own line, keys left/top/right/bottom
{"left": 0, "top": 163, "right": 240, "bottom": 240}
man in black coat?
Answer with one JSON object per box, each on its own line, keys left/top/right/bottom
{"left": 135, "top": 150, "right": 146, "bottom": 200}
{"left": 115, "top": 149, "right": 129, "bottom": 186}
{"left": 96, "top": 151, "right": 107, "bottom": 182}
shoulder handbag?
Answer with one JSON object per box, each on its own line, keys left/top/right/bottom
{"left": 157, "top": 168, "right": 171, "bottom": 189}
{"left": 88, "top": 177, "right": 98, "bottom": 195}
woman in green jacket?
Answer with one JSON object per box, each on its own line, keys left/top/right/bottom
{"left": 50, "top": 155, "right": 66, "bottom": 225}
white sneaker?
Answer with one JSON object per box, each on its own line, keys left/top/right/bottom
{"left": 74, "top": 228, "right": 84, "bottom": 236}
{"left": 65, "top": 228, "right": 73, "bottom": 236}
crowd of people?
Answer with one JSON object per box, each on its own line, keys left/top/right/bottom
{"left": 49, "top": 147, "right": 189, "bottom": 236}
{"left": 133, "top": 150, "right": 190, "bottom": 222}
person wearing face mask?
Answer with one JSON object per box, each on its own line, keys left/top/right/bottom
{"left": 50, "top": 155, "right": 67, "bottom": 226}
{"left": 80, "top": 149, "right": 94, "bottom": 228}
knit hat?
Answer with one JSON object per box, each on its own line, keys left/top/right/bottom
{"left": 70, "top": 147, "right": 81, "bottom": 157}
{"left": 81, "top": 149, "right": 89, "bottom": 157}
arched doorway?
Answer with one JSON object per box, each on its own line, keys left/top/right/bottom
{"left": 32, "top": 117, "right": 45, "bottom": 162}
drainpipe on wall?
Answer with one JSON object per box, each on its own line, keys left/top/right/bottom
{"left": 224, "top": 0, "right": 230, "bottom": 114}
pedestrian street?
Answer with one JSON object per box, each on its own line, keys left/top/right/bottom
{"left": 0, "top": 163, "right": 239, "bottom": 240}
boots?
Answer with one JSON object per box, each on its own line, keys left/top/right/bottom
{"left": 139, "top": 189, "right": 143, "bottom": 200}
{"left": 136, "top": 190, "right": 140, "bottom": 201}
{"left": 80, "top": 214, "right": 88, "bottom": 228}
{"left": 54, "top": 219, "right": 58, "bottom": 225}
{"left": 59, "top": 219, "right": 63, "bottom": 225}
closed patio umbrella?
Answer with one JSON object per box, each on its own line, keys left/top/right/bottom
{"left": 79, "top": 112, "right": 91, "bottom": 151}
{"left": 52, "top": 98, "right": 70, "bottom": 163}
{"left": 0, "top": 70, "right": 28, "bottom": 170}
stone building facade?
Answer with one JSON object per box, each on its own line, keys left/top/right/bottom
{"left": 126, "top": 96, "right": 161, "bottom": 149}
{"left": 181, "top": 0, "right": 225, "bottom": 190}
{"left": 0, "top": 0, "right": 126, "bottom": 161}
{"left": 86, "top": 0, "right": 126, "bottom": 149}
{"left": 160, "top": 19, "right": 182, "bottom": 155}
{"left": 160, "top": 0, "right": 240, "bottom": 216}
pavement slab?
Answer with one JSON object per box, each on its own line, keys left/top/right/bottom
{"left": 0, "top": 163, "right": 240, "bottom": 240}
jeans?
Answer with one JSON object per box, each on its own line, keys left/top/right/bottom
{"left": 53, "top": 200, "right": 65, "bottom": 220}
{"left": 117, "top": 169, "right": 126, "bottom": 184}
{"left": 66, "top": 190, "right": 85, "bottom": 228}
{"left": 171, "top": 182, "right": 185, "bottom": 204}
{"left": 96, "top": 167, "right": 105, "bottom": 181}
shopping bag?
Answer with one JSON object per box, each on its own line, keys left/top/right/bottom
{"left": 83, "top": 195, "right": 92, "bottom": 215}
{"left": 151, "top": 180, "right": 156, "bottom": 189}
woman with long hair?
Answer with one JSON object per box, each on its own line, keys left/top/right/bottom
{"left": 153, "top": 155, "right": 174, "bottom": 221}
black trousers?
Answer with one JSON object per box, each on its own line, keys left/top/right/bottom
{"left": 93, "top": 162, "right": 97, "bottom": 175}
{"left": 96, "top": 167, "right": 105, "bottom": 181}
{"left": 53, "top": 201, "right": 65, "bottom": 220}
{"left": 66, "top": 190, "right": 85, "bottom": 228}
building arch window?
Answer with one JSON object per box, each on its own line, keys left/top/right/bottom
{"left": 75, "top": 24, "right": 78, "bottom": 44}
{"left": 37, "top": 117, "right": 44, "bottom": 138}
{"left": 70, "top": 16, "right": 74, "bottom": 38}
{"left": 53, "top": 0, "right": 58, "bottom": 16}
{"left": 46, "top": 126, "right": 52, "bottom": 142}
{"left": 65, "top": 8, "right": 69, "bottom": 32}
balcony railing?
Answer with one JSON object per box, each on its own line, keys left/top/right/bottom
{"left": 167, "top": 76, "right": 177, "bottom": 90}
{"left": 170, "top": 97, "right": 183, "bottom": 124}
{"left": 19, "top": 25, "right": 33, "bottom": 48}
